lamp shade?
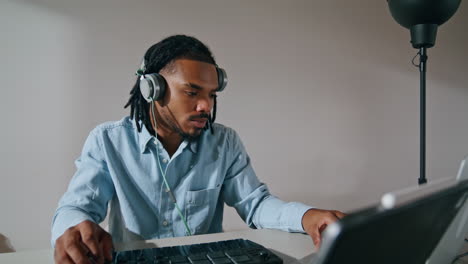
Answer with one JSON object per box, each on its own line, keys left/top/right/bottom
{"left": 387, "top": 0, "right": 461, "bottom": 48}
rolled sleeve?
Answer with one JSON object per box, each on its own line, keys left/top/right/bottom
{"left": 51, "top": 129, "right": 115, "bottom": 247}
{"left": 253, "top": 196, "right": 313, "bottom": 233}
{"left": 51, "top": 207, "right": 95, "bottom": 245}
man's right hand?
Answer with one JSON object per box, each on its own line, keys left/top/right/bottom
{"left": 54, "top": 220, "right": 113, "bottom": 264}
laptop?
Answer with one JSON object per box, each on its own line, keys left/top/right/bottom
{"left": 427, "top": 156, "right": 468, "bottom": 264}
{"left": 310, "top": 174, "right": 468, "bottom": 264}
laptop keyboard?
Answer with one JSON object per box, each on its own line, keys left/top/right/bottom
{"left": 111, "top": 238, "right": 283, "bottom": 264}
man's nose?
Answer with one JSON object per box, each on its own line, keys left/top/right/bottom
{"left": 196, "top": 97, "right": 211, "bottom": 113}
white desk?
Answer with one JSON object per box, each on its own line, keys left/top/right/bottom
{"left": 0, "top": 229, "right": 316, "bottom": 263}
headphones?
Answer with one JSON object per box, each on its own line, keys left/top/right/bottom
{"left": 138, "top": 59, "right": 228, "bottom": 103}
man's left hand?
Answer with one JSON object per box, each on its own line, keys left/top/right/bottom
{"left": 301, "top": 208, "right": 346, "bottom": 249}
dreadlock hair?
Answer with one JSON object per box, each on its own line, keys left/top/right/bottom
{"left": 124, "top": 35, "right": 219, "bottom": 135}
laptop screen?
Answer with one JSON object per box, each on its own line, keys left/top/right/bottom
{"left": 427, "top": 157, "right": 468, "bottom": 263}
{"left": 314, "top": 179, "right": 468, "bottom": 264}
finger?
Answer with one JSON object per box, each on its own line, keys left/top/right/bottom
{"left": 100, "top": 232, "right": 114, "bottom": 261}
{"left": 318, "top": 223, "right": 328, "bottom": 233}
{"left": 62, "top": 255, "right": 75, "bottom": 264}
{"left": 66, "top": 241, "right": 91, "bottom": 264}
{"left": 317, "top": 214, "right": 338, "bottom": 234}
{"left": 54, "top": 247, "right": 74, "bottom": 264}
{"left": 321, "top": 213, "right": 339, "bottom": 226}
{"left": 332, "top": 210, "right": 346, "bottom": 219}
{"left": 309, "top": 225, "right": 322, "bottom": 248}
{"left": 58, "top": 254, "right": 74, "bottom": 264}
{"left": 80, "top": 227, "right": 103, "bottom": 263}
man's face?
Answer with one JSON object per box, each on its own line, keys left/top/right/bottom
{"left": 155, "top": 59, "right": 219, "bottom": 140}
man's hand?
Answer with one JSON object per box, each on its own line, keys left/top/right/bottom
{"left": 301, "top": 208, "right": 346, "bottom": 249}
{"left": 54, "top": 220, "right": 113, "bottom": 264}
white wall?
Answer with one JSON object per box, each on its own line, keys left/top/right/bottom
{"left": 1, "top": 0, "right": 467, "bottom": 251}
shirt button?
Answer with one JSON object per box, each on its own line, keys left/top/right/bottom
{"left": 165, "top": 188, "right": 170, "bottom": 193}
{"left": 162, "top": 220, "right": 168, "bottom": 226}
{"left": 162, "top": 159, "right": 168, "bottom": 163}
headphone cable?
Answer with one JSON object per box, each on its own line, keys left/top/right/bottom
{"left": 151, "top": 101, "right": 193, "bottom": 236}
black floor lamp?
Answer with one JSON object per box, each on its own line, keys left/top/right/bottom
{"left": 386, "top": 0, "right": 461, "bottom": 185}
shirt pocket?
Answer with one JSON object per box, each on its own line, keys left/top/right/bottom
{"left": 185, "top": 184, "right": 222, "bottom": 234}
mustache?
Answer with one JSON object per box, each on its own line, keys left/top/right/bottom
{"left": 189, "top": 113, "right": 210, "bottom": 120}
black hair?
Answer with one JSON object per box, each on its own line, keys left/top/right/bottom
{"left": 124, "top": 35, "right": 218, "bottom": 135}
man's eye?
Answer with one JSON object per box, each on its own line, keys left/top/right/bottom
{"left": 186, "top": 91, "right": 197, "bottom": 97}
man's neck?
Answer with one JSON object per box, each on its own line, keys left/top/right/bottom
{"left": 156, "top": 128, "right": 183, "bottom": 158}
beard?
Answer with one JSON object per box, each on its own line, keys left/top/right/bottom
{"left": 171, "top": 121, "right": 202, "bottom": 142}
{"left": 160, "top": 110, "right": 208, "bottom": 142}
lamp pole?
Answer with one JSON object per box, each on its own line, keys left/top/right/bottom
{"left": 386, "top": 0, "right": 461, "bottom": 185}
{"left": 418, "top": 47, "right": 427, "bottom": 185}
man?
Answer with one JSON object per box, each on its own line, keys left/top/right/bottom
{"left": 52, "top": 35, "right": 345, "bottom": 264}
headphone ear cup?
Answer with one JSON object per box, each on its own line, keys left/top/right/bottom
{"left": 139, "top": 76, "right": 154, "bottom": 103}
{"left": 216, "top": 67, "right": 228, "bottom": 92}
{"left": 139, "top": 73, "right": 167, "bottom": 102}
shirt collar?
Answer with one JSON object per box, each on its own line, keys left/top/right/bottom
{"left": 188, "top": 139, "right": 198, "bottom": 153}
{"left": 137, "top": 120, "right": 154, "bottom": 154}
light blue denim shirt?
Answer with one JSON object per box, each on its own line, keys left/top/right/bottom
{"left": 51, "top": 117, "right": 312, "bottom": 246}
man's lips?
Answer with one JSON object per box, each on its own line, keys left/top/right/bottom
{"left": 189, "top": 118, "right": 207, "bottom": 128}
